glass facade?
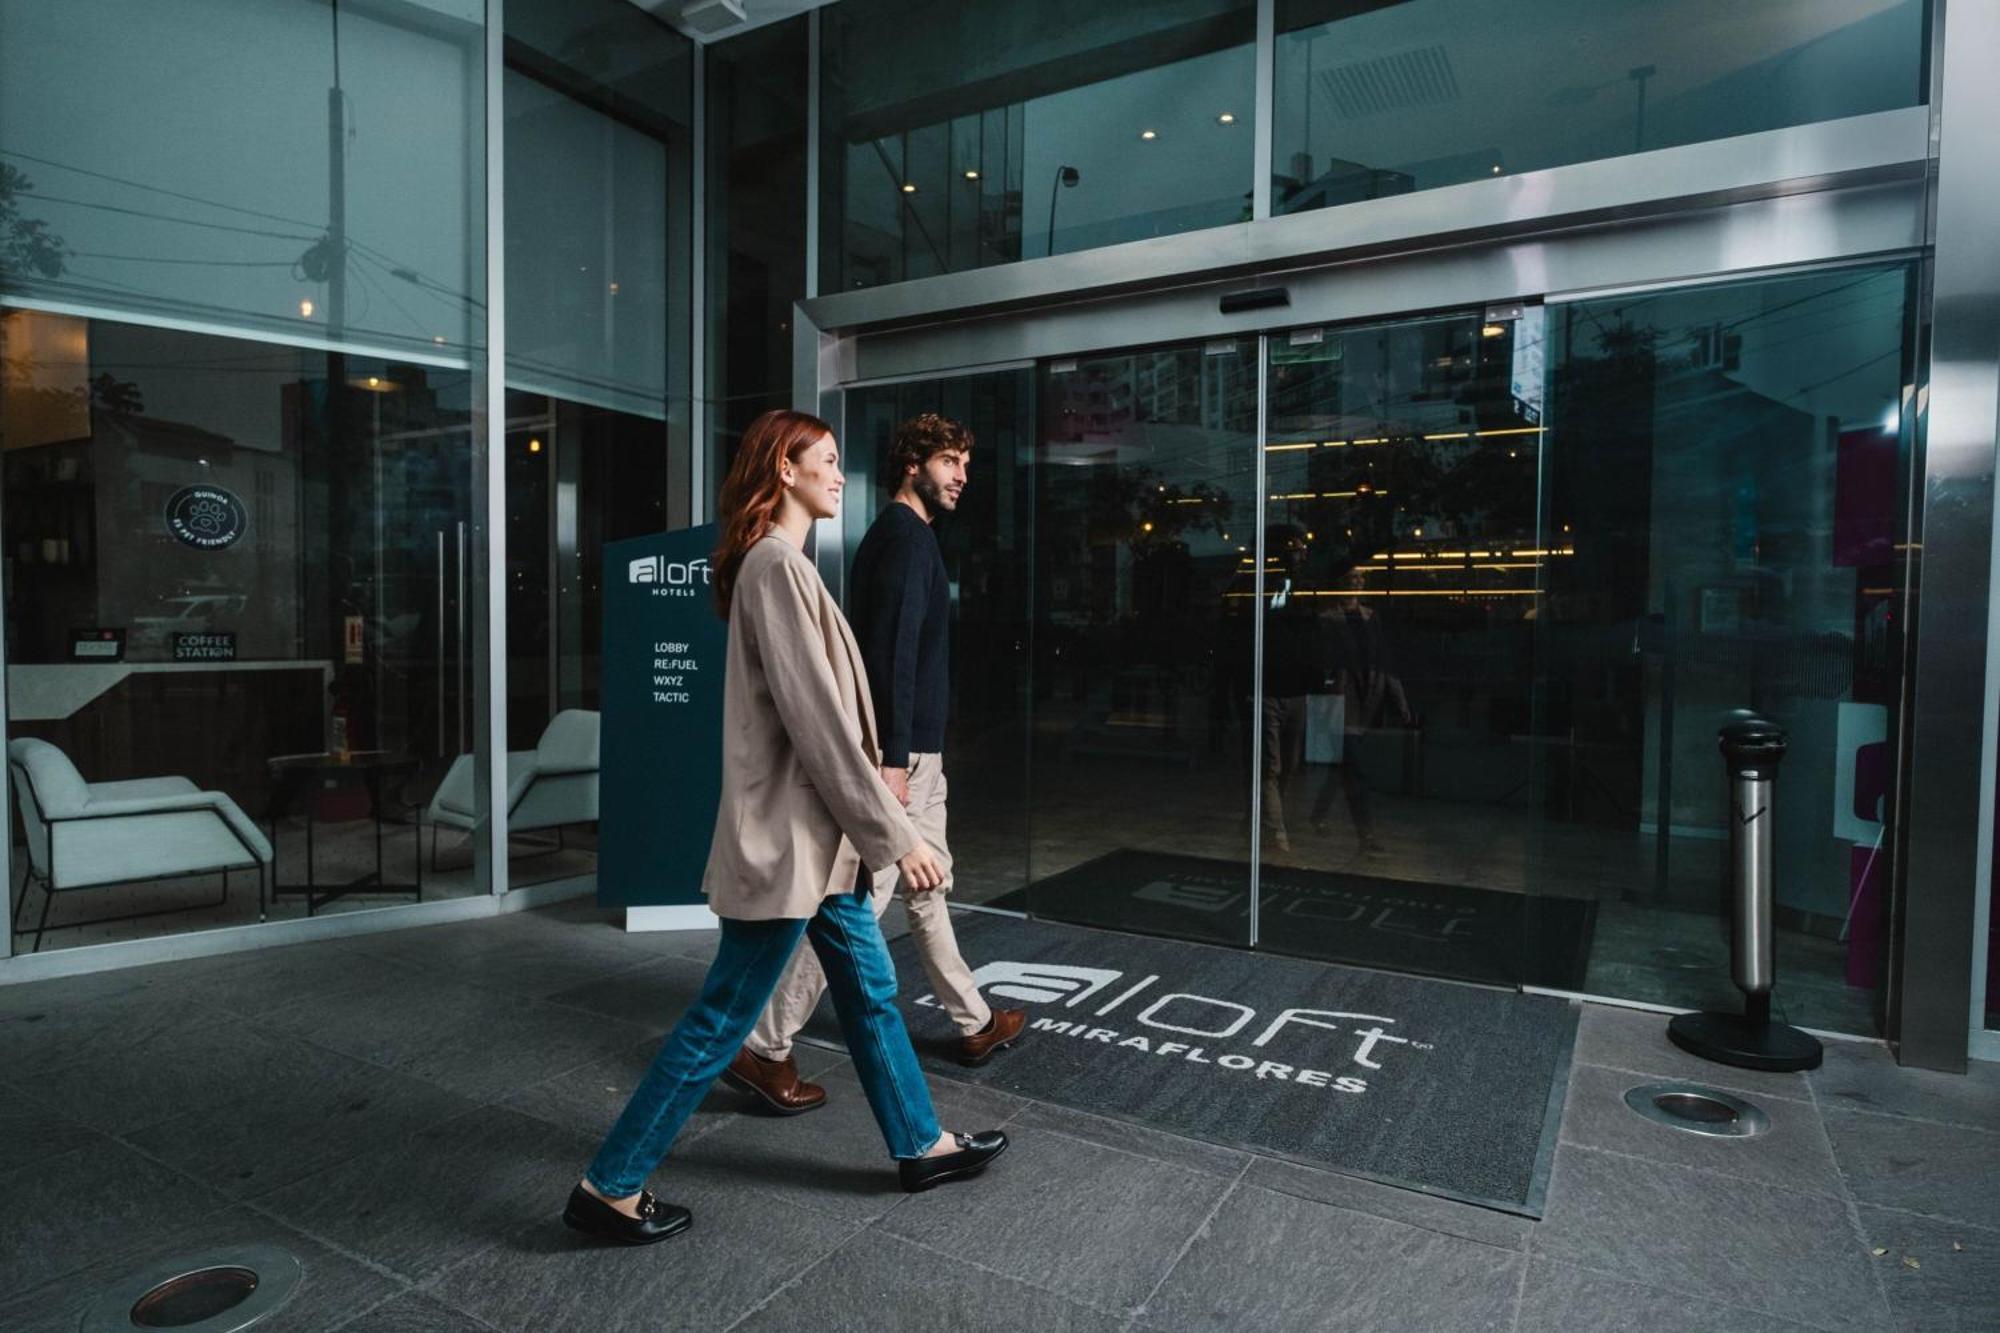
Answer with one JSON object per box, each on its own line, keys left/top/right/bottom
{"left": 705, "top": 14, "right": 810, "bottom": 472}
{"left": 501, "top": 0, "right": 693, "bottom": 890}
{"left": 2, "top": 0, "right": 487, "bottom": 948}
{"left": 1272, "top": 0, "right": 1929, "bottom": 215}
{"left": 820, "top": 0, "right": 1258, "bottom": 290}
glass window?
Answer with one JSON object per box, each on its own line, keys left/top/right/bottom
{"left": 1273, "top": 0, "right": 1929, "bottom": 216}
{"left": 2, "top": 0, "right": 485, "bottom": 951}
{"left": 822, "top": 0, "right": 1258, "bottom": 291}
{"left": 706, "top": 15, "right": 810, "bottom": 479}
{"left": 0, "top": 0, "right": 484, "bottom": 358}
{"left": 501, "top": 0, "right": 693, "bottom": 890}
{"left": 1541, "top": 263, "right": 1918, "bottom": 1033}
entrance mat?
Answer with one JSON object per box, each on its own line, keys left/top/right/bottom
{"left": 987, "top": 849, "right": 1597, "bottom": 991}
{"left": 811, "top": 913, "right": 1578, "bottom": 1216}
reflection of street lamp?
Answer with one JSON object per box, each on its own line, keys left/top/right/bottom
{"left": 1628, "top": 64, "right": 1657, "bottom": 151}
{"left": 1046, "top": 165, "right": 1080, "bottom": 258}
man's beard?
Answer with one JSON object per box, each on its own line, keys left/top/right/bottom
{"left": 913, "top": 470, "right": 955, "bottom": 514}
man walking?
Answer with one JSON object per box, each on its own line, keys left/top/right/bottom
{"left": 725, "top": 412, "right": 1026, "bottom": 1114}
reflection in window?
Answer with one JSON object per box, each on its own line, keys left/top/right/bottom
{"left": 1273, "top": 0, "right": 1928, "bottom": 216}
{"left": 500, "top": 0, "right": 694, "bottom": 888}
{"left": 822, "top": 0, "right": 1257, "bottom": 290}
{"left": 1, "top": 312, "right": 476, "bottom": 944}
{"left": 0, "top": 0, "right": 484, "bottom": 356}
{"left": 1546, "top": 264, "right": 1917, "bottom": 1034}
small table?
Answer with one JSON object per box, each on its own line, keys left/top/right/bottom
{"left": 266, "top": 750, "right": 423, "bottom": 915}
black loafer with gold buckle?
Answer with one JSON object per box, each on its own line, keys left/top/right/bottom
{"left": 562, "top": 1183, "right": 691, "bottom": 1245}
{"left": 898, "top": 1130, "right": 1009, "bottom": 1193}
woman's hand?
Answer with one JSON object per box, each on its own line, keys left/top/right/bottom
{"left": 897, "top": 842, "right": 946, "bottom": 892}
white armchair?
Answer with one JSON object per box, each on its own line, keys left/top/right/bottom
{"left": 426, "top": 709, "right": 598, "bottom": 868}
{"left": 7, "top": 737, "right": 272, "bottom": 952}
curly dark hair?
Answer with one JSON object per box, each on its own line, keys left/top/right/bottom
{"left": 883, "top": 412, "right": 974, "bottom": 490}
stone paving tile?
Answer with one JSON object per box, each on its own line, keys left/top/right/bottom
{"left": 539, "top": 955, "right": 722, "bottom": 1031}
{"left": 1856, "top": 1204, "right": 2000, "bottom": 1333}
{"left": 0, "top": 1082, "right": 106, "bottom": 1176}
{"left": 1530, "top": 1144, "right": 1886, "bottom": 1332}
{"left": 1824, "top": 1109, "right": 2000, "bottom": 1233}
{"left": 335, "top": 1291, "right": 498, "bottom": 1333}
{"left": 0, "top": 982, "right": 227, "bottom": 1081}
{"left": 1141, "top": 1183, "right": 1521, "bottom": 1333}
{"left": 124, "top": 1045, "right": 482, "bottom": 1200}
{"left": 1810, "top": 1039, "right": 2000, "bottom": 1130}
{"left": 733, "top": 1231, "right": 1127, "bottom": 1333}
{"left": 245, "top": 969, "right": 662, "bottom": 1103}
{"left": 427, "top": 1154, "right": 857, "bottom": 1333}
{"left": 879, "top": 1122, "right": 1232, "bottom": 1314}
{"left": 0, "top": 1139, "right": 236, "bottom": 1295}
{"left": 1514, "top": 1258, "right": 1821, "bottom": 1332}
{"left": 252, "top": 1106, "right": 601, "bottom": 1284}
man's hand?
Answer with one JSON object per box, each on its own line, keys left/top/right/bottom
{"left": 880, "top": 765, "right": 911, "bottom": 807}
{"left": 897, "top": 841, "right": 945, "bottom": 891}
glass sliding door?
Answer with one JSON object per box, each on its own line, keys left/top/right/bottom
{"left": 1540, "top": 263, "right": 1919, "bottom": 1034}
{"left": 1258, "top": 312, "right": 1548, "bottom": 986}
{"left": 839, "top": 369, "right": 1036, "bottom": 908}
{"left": 1021, "top": 339, "right": 1260, "bottom": 950}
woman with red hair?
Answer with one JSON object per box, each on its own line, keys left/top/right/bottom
{"left": 563, "top": 409, "right": 1008, "bottom": 1246}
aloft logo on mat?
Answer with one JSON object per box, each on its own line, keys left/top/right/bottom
{"left": 914, "top": 960, "right": 1434, "bottom": 1095}
{"left": 628, "top": 555, "right": 710, "bottom": 596}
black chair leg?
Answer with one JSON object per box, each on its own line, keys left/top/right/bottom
{"left": 9, "top": 864, "right": 29, "bottom": 934}
{"left": 31, "top": 883, "right": 53, "bottom": 953}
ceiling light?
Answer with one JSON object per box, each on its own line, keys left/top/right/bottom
{"left": 1140, "top": 129, "right": 1158, "bottom": 141}
{"left": 964, "top": 169, "right": 981, "bottom": 181}
{"left": 1218, "top": 113, "right": 1236, "bottom": 125}
{"left": 298, "top": 299, "right": 315, "bottom": 318}
{"left": 1491, "top": 164, "right": 1504, "bottom": 174}
{"left": 1481, "top": 323, "right": 1506, "bottom": 338}
{"left": 900, "top": 182, "right": 917, "bottom": 194}
{"left": 529, "top": 438, "right": 542, "bottom": 454}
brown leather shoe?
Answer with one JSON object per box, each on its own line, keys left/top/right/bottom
{"left": 724, "top": 1048, "right": 826, "bottom": 1115}
{"left": 958, "top": 1008, "right": 1026, "bottom": 1067}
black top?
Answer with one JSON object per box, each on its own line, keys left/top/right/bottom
{"left": 849, "top": 503, "right": 949, "bottom": 767}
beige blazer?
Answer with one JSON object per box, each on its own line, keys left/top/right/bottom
{"left": 700, "top": 535, "right": 920, "bottom": 920}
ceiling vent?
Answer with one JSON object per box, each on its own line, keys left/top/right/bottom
{"left": 680, "top": 0, "right": 748, "bottom": 36}
{"left": 1317, "top": 44, "right": 1460, "bottom": 120}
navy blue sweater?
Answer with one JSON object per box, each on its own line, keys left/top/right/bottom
{"left": 849, "top": 503, "right": 948, "bottom": 768}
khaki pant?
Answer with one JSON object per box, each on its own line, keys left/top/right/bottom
{"left": 746, "top": 752, "right": 992, "bottom": 1061}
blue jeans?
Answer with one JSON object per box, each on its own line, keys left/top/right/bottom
{"left": 585, "top": 887, "right": 943, "bottom": 1198}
